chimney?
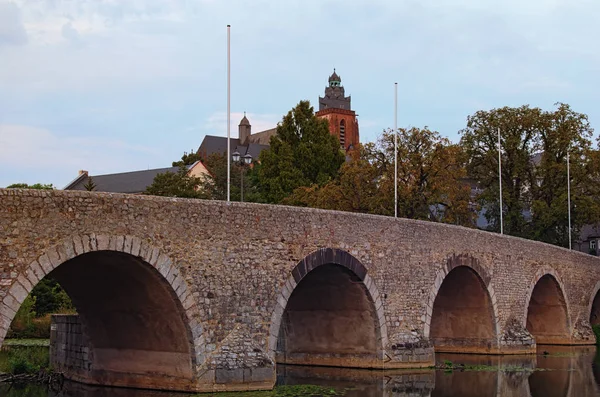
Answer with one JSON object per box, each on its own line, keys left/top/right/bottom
{"left": 78, "top": 170, "right": 88, "bottom": 176}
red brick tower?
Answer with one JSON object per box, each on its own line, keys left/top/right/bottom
{"left": 315, "top": 69, "right": 360, "bottom": 151}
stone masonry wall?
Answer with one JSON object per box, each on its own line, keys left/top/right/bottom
{"left": 50, "top": 314, "right": 92, "bottom": 374}
{"left": 1, "top": 188, "right": 600, "bottom": 391}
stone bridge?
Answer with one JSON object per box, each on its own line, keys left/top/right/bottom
{"left": 1, "top": 188, "right": 599, "bottom": 392}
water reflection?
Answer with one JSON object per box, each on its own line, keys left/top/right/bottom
{"left": 1, "top": 346, "right": 600, "bottom": 396}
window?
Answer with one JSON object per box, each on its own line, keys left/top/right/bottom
{"left": 591, "top": 240, "right": 597, "bottom": 250}
{"left": 340, "top": 120, "right": 346, "bottom": 147}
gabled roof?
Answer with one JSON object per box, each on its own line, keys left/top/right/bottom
{"left": 64, "top": 165, "right": 190, "bottom": 194}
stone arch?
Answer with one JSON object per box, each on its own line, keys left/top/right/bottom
{"left": 523, "top": 267, "right": 571, "bottom": 345}
{"left": 588, "top": 281, "right": 600, "bottom": 326}
{"left": 0, "top": 234, "right": 204, "bottom": 390}
{"left": 424, "top": 254, "right": 500, "bottom": 353}
{"left": 268, "top": 248, "right": 387, "bottom": 368}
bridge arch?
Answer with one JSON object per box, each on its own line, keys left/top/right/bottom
{"left": 424, "top": 255, "right": 500, "bottom": 353}
{"left": 524, "top": 267, "right": 571, "bottom": 345}
{"left": 268, "top": 248, "right": 388, "bottom": 368}
{"left": 0, "top": 234, "right": 204, "bottom": 391}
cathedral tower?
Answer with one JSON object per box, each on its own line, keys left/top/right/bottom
{"left": 316, "top": 69, "right": 359, "bottom": 151}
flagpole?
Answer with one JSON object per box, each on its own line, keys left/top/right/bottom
{"left": 567, "top": 149, "right": 572, "bottom": 249}
{"left": 394, "top": 82, "right": 398, "bottom": 218}
{"left": 498, "top": 127, "right": 503, "bottom": 235}
{"left": 226, "top": 25, "right": 231, "bottom": 202}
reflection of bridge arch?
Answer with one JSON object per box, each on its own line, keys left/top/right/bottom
{"left": 269, "top": 248, "right": 388, "bottom": 368}
{"left": 524, "top": 267, "right": 571, "bottom": 345}
{"left": 0, "top": 234, "right": 204, "bottom": 391}
{"left": 424, "top": 255, "right": 500, "bottom": 353}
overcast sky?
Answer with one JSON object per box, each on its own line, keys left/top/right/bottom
{"left": 1, "top": 0, "right": 599, "bottom": 188}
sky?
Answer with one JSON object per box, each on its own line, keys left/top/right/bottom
{"left": 1, "top": 0, "right": 599, "bottom": 188}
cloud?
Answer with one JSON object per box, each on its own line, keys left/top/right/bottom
{"left": 0, "top": 2, "right": 27, "bottom": 46}
{"left": 0, "top": 124, "right": 160, "bottom": 187}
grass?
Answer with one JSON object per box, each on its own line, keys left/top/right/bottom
{"left": 2, "top": 339, "right": 49, "bottom": 347}
{"left": 0, "top": 346, "right": 49, "bottom": 375}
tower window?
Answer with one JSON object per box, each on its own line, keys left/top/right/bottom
{"left": 340, "top": 120, "right": 346, "bottom": 147}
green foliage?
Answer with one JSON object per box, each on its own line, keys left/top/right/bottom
{"left": 460, "top": 103, "right": 599, "bottom": 245}
{"left": 258, "top": 101, "right": 345, "bottom": 203}
{"left": 146, "top": 165, "right": 206, "bottom": 199}
{"left": 0, "top": 346, "right": 49, "bottom": 374}
{"left": 6, "top": 183, "right": 54, "bottom": 189}
{"left": 83, "top": 176, "right": 96, "bottom": 191}
{"left": 7, "top": 278, "right": 74, "bottom": 339}
{"left": 173, "top": 149, "right": 202, "bottom": 167}
{"left": 593, "top": 324, "right": 600, "bottom": 345}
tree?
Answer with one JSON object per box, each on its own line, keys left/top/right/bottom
{"left": 460, "top": 103, "right": 600, "bottom": 246}
{"left": 283, "top": 145, "right": 380, "bottom": 213}
{"left": 529, "top": 103, "right": 599, "bottom": 246}
{"left": 83, "top": 177, "right": 96, "bottom": 191}
{"left": 460, "top": 106, "right": 543, "bottom": 236}
{"left": 258, "top": 101, "right": 345, "bottom": 203}
{"left": 172, "top": 150, "right": 202, "bottom": 167}
{"left": 145, "top": 165, "right": 206, "bottom": 198}
{"left": 146, "top": 152, "right": 207, "bottom": 198}
{"left": 7, "top": 183, "right": 54, "bottom": 189}
{"left": 367, "top": 127, "right": 475, "bottom": 226}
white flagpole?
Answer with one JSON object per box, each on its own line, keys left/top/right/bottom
{"left": 498, "top": 127, "right": 503, "bottom": 235}
{"left": 394, "top": 82, "right": 398, "bottom": 218}
{"left": 567, "top": 149, "right": 572, "bottom": 249}
{"left": 227, "top": 25, "right": 231, "bottom": 202}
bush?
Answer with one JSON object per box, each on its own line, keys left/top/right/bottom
{"left": 593, "top": 324, "right": 600, "bottom": 345}
{"left": 0, "top": 346, "right": 49, "bottom": 374}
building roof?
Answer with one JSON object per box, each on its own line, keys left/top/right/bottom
{"left": 239, "top": 114, "right": 250, "bottom": 126}
{"left": 329, "top": 69, "right": 341, "bottom": 83}
{"left": 198, "top": 133, "right": 273, "bottom": 160}
{"left": 64, "top": 164, "right": 193, "bottom": 194}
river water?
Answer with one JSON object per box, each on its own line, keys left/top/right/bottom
{"left": 2, "top": 346, "right": 600, "bottom": 396}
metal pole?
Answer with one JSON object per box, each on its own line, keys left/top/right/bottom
{"left": 394, "top": 82, "right": 398, "bottom": 218}
{"left": 498, "top": 127, "right": 503, "bottom": 235}
{"left": 567, "top": 149, "right": 572, "bottom": 249}
{"left": 227, "top": 25, "right": 231, "bottom": 202}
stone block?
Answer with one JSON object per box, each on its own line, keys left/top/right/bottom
{"left": 215, "top": 368, "right": 244, "bottom": 384}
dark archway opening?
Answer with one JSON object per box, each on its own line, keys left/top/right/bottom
{"left": 8, "top": 250, "right": 195, "bottom": 391}
{"left": 276, "top": 264, "right": 381, "bottom": 368}
{"left": 590, "top": 290, "right": 600, "bottom": 327}
{"left": 430, "top": 266, "right": 496, "bottom": 353}
{"left": 526, "top": 275, "right": 569, "bottom": 345}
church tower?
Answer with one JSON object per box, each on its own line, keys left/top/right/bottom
{"left": 315, "top": 69, "right": 359, "bottom": 151}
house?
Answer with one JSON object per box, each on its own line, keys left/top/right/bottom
{"left": 63, "top": 161, "right": 210, "bottom": 194}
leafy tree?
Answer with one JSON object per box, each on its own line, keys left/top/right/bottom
{"left": 529, "top": 103, "right": 599, "bottom": 246}
{"left": 145, "top": 165, "right": 206, "bottom": 198}
{"left": 83, "top": 177, "right": 96, "bottom": 191}
{"left": 7, "top": 183, "right": 54, "bottom": 189}
{"left": 283, "top": 145, "right": 379, "bottom": 213}
{"left": 367, "top": 127, "right": 475, "bottom": 225}
{"left": 460, "top": 106, "right": 543, "bottom": 235}
{"left": 258, "top": 101, "right": 345, "bottom": 203}
{"left": 196, "top": 152, "right": 261, "bottom": 202}
{"left": 172, "top": 150, "right": 202, "bottom": 167}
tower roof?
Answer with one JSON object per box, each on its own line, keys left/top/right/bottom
{"left": 239, "top": 112, "right": 250, "bottom": 126}
{"left": 328, "top": 69, "right": 341, "bottom": 84}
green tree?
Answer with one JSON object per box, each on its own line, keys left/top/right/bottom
{"left": 145, "top": 165, "right": 205, "bottom": 198}
{"left": 529, "top": 103, "right": 599, "bottom": 246}
{"left": 283, "top": 145, "right": 379, "bottom": 213}
{"left": 460, "top": 106, "right": 542, "bottom": 235}
{"left": 83, "top": 176, "right": 96, "bottom": 191}
{"left": 258, "top": 101, "right": 345, "bottom": 203}
{"left": 7, "top": 183, "right": 54, "bottom": 189}
{"left": 172, "top": 150, "right": 202, "bottom": 167}
{"left": 368, "top": 127, "right": 475, "bottom": 226}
